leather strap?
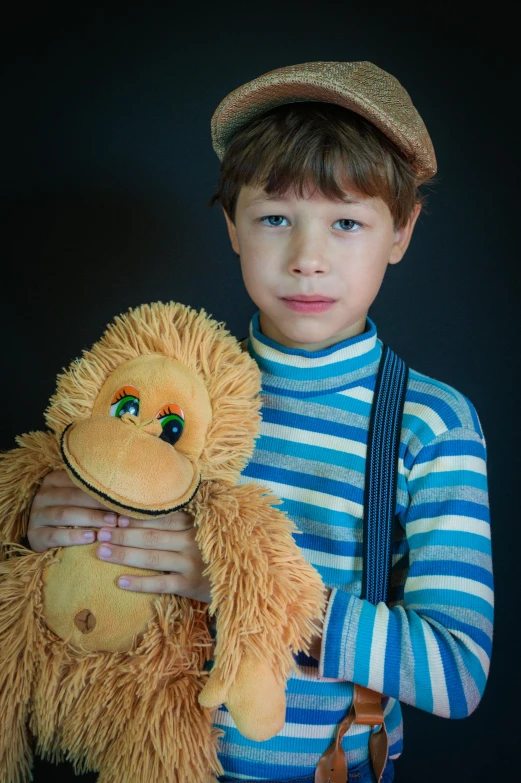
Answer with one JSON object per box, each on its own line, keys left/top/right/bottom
{"left": 314, "top": 710, "right": 355, "bottom": 783}
{"left": 315, "top": 686, "right": 388, "bottom": 783}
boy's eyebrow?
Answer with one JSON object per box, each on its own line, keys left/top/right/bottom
{"left": 244, "top": 193, "right": 373, "bottom": 208}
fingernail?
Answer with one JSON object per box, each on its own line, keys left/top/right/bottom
{"left": 98, "top": 530, "right": 112, "bottom": 542}
{"left": 98, "top": 545, "right": 112, "bottom": 558}
{"left": 118, "top": 517, "right": 129, "bottom": 527}
{"left": 118, "top": 577, "right": 130, "bottom": 588}
{"left": 104, "top": 514, "right": 117, "bottom": 525}
{"left": 83, "top": 531, "right": 95, "bottom": 541}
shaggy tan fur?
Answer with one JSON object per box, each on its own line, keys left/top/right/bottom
{"left": 0, "top": 302, "right": 325, "bottom": 783}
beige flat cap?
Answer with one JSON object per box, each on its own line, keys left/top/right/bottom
{"left": 211, "top": 61, "right": 437, "bottom": 179}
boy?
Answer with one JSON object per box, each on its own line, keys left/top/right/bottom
{"left": 27, "top": 62, "right": 493, "bottom": 782}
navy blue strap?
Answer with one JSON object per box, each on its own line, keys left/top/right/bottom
{"left": 361, "top": 345, "right": 408, "bottom": 606}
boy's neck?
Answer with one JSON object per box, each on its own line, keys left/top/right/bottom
{"left": 258, "top": 311, "right": 368, "bottom": 352}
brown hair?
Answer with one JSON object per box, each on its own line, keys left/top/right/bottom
{"left": 208, "top": 101, "right": 434, "bottom": 228}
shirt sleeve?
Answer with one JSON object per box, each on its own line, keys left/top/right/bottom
{"left": 319, "top": 425, "right": 493, "bottom": 719}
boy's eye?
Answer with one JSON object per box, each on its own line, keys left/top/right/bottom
{"left": 260, "top": 215, "right": 288, "bottom": 227}
{"left": 110, "top": 386, "right": 140, "bottom": 418}
{"left": 156, "top": 403, "right": 185, "bottom": 446}
{"left": 333, "top": 219, "right": 361, "bottom": 231}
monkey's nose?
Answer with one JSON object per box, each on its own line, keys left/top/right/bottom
{"left": 120, "top": 413, "right": 140, "bottom": 426}
{"left": 119, "top": 413, "right": 161, "bottom": 436}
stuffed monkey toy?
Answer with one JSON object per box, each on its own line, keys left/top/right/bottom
{"left": 0, "top": 302, "right": 325, "bottom": 783}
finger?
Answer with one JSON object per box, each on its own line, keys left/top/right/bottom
{"left": 97, "top": 543, "right": 188, "bottom": 573}
{"left": 27, "top": 526, "right": 98, "bottom": 552}
{"left": 118, "top": 510, "right": 194, "bottom": 531}
{"left": 30, "top": 506, "right": 118, "bottom": 530}
{"left": 41, "top": 469, "right": 77, "bottom": 488}
{"left": 116, "top": 572, "right": 189, "bottom": 595}
{"left": 97, "top": 526, "right": 194, "bottom": 553}
{"left": 33, "top": 485, "right": 112, "bottom": 512}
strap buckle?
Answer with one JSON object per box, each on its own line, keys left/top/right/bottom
{"left": 314, "top": 686, "right": 389, "bottom": 783}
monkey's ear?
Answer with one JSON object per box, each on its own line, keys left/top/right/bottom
{"left": 0, "top": 432, "right": 61, "bottom": 554}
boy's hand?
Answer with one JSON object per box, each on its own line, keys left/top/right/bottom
{"left": 27, "top": 469, "right": 211, "bottom": 603}
{"left": 28, "top": 470, "right": 119, "bottom": 550}
{"left": 96, "top": 515, "right": 211, "bottom": 602}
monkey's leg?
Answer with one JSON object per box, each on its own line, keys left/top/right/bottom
{"left": 96, "top": 672, "right": 221, "bottom": 783}
{"left": 0, "top": 549, "right": 56, "bottom": 783}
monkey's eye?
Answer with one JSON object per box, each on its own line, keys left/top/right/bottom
{"left": 110, "top": 386, "right": 140, "bottom": 418}
{"left": 156, "top": 403, "right": 185, "bottom": 446}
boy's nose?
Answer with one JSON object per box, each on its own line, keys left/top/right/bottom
{"left": 287, "top": 232, "right": 329, "bottom": 275}
{"left": 289, "top": 255, "right": 328, "bottom": 276}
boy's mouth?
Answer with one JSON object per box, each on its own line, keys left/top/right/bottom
{"left": 281, "top": 295, "right": 336, "bottom": 313}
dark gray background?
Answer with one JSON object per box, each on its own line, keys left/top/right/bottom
{"left": 2, "top": 4, "right": 518, "bottom": 782}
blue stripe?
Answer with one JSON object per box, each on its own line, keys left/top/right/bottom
{"left": 253, "top": 344, "right": 381, "bottom": 381}
{"left": 260, "top": 407, "right": 368, "bottom": 443}
{"left": 263, "top": 380, "right": 373, "bottom": 399}
{"left": 242, "top": 463, "right": 365, "bottom": 504}
{"left": 352, "top": 601, "right": 375, "bottom": 687}
{"left": 256, "top": 435, "right": 366, "bottom": 472}
{"left": 401, "top": 413, "right": 436, "bottom": 444}
{"left": 404, "top": 589, "right": 494, "bottom": 622}
{"left": 405, "top": 500, "right": 490, "bottom": 524}
{"left": 413, "top": 437, "right": 486, "bottom": 464}
{"left": 297, "top": 533, "right": 361, "bottom": 557}
{"left": 312, "top": 565, "right": 361, "bottom": 588}
{"left": 323, "top": 590, "right": 354, "bottom": 678}
{"left": 437, "top": 633, "right": 467, "bottom": 717}
{"left": 279, "top": 498, "right": 360, "bottom": 528}
{"left": 409, "top": 560, "right": 494, "bottom": 590}
{"left": 384, "top": 609, "right": 403, "bottom": 696}
{"left": 409, "top": 610, "right": 433, "bottom": 712}
{"left": 408, "top": 530, "right": 492, "bottom": 555}
{"left": 420, "top": 609, "right": 492, "bottom": 656}
{"left": 408, "top": 470, "right": 488, "bottom": 493}
{"left": 406, "top": 389, "right": 463, "bottom": 429}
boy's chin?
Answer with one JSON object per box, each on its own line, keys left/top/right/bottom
{"left": 271, "top": 322, "right": 359, "bottom": 351}
{"left": 258, "top": 309, "right": 367, "bottom": 351}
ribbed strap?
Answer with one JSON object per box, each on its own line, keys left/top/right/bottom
{"left": 362, "top": 344, "right": 408, "bottom": 605}
{"left": 316, "top": 345, "right": 408, "bottom": 783}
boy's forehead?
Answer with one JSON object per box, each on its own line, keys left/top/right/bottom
{"left": 238, "top": 183, "right": 383, "bottom": 212}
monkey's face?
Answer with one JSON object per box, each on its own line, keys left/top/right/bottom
{"left": 60, "top": 354, "right": 212, "bottom": 517}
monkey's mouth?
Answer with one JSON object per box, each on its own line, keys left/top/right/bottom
{"left": 60, "top": 419, "right": 201, "bottom": 518}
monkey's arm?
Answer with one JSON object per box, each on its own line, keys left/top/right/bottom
{"left": 194, "top": 481, "right": 326, "bottom": 739}
{"left": 0, "top": 431, "right": 60, "bottom": 553}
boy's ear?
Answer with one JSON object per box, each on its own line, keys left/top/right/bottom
{"left": 389, "top": 203, "right": 422, "bottom": 265}
{"left": 222, "top": 207, "right": 240, "bottom": 255}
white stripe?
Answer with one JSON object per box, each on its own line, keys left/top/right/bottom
{"left": 300, "top": 547, "right": 361, "bottom": 573}
{"left": 215, "top": 710, "right": 375, "bottom": 740}
{"left": 422, "top": 621, "right": 451, "bottom": 717}
{"left": 368, "top": 603, "right": 390, "bottom": 694}
{"left": 411, "top": 454, "right": 487, "bottom": 479}
{"left": 241, "top": 476, "right": 363, "bottom": 517}
{"left": 260, "top": 421, "right": 367, "bottom": 458}
{"left": 405, "top": 576, "right": 494, "bottom": 607}
{"left": 450, "top": 629, "right": 491, "bottom": 677}
{"left": 250, "top": 332, "right": 377, "bottom": 369}
{"left": 291, "top": 663, "right": 346, "bottom": 684}
{"left": 275, "top": 720, "right": 373, "bottom": 739}
{"left": 407, "top": 514, "right": 491, "bottom": 540}
{"left": 403, "top": 401, "right": 447, "bottom": 437}
{"left": 338, "top": 386, "right": 374, "bottom": 403}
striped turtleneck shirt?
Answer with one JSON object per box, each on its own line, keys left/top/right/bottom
{"left": 214, "top": 313, "right": 493, "bottom": 781}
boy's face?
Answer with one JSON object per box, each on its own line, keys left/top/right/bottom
{"left": 223, "top": 183, "right": 420, "bottom": 351}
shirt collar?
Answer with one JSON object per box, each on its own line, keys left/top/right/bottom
{"left": 247, "top": 311, "right": 382, "bottom": 396}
